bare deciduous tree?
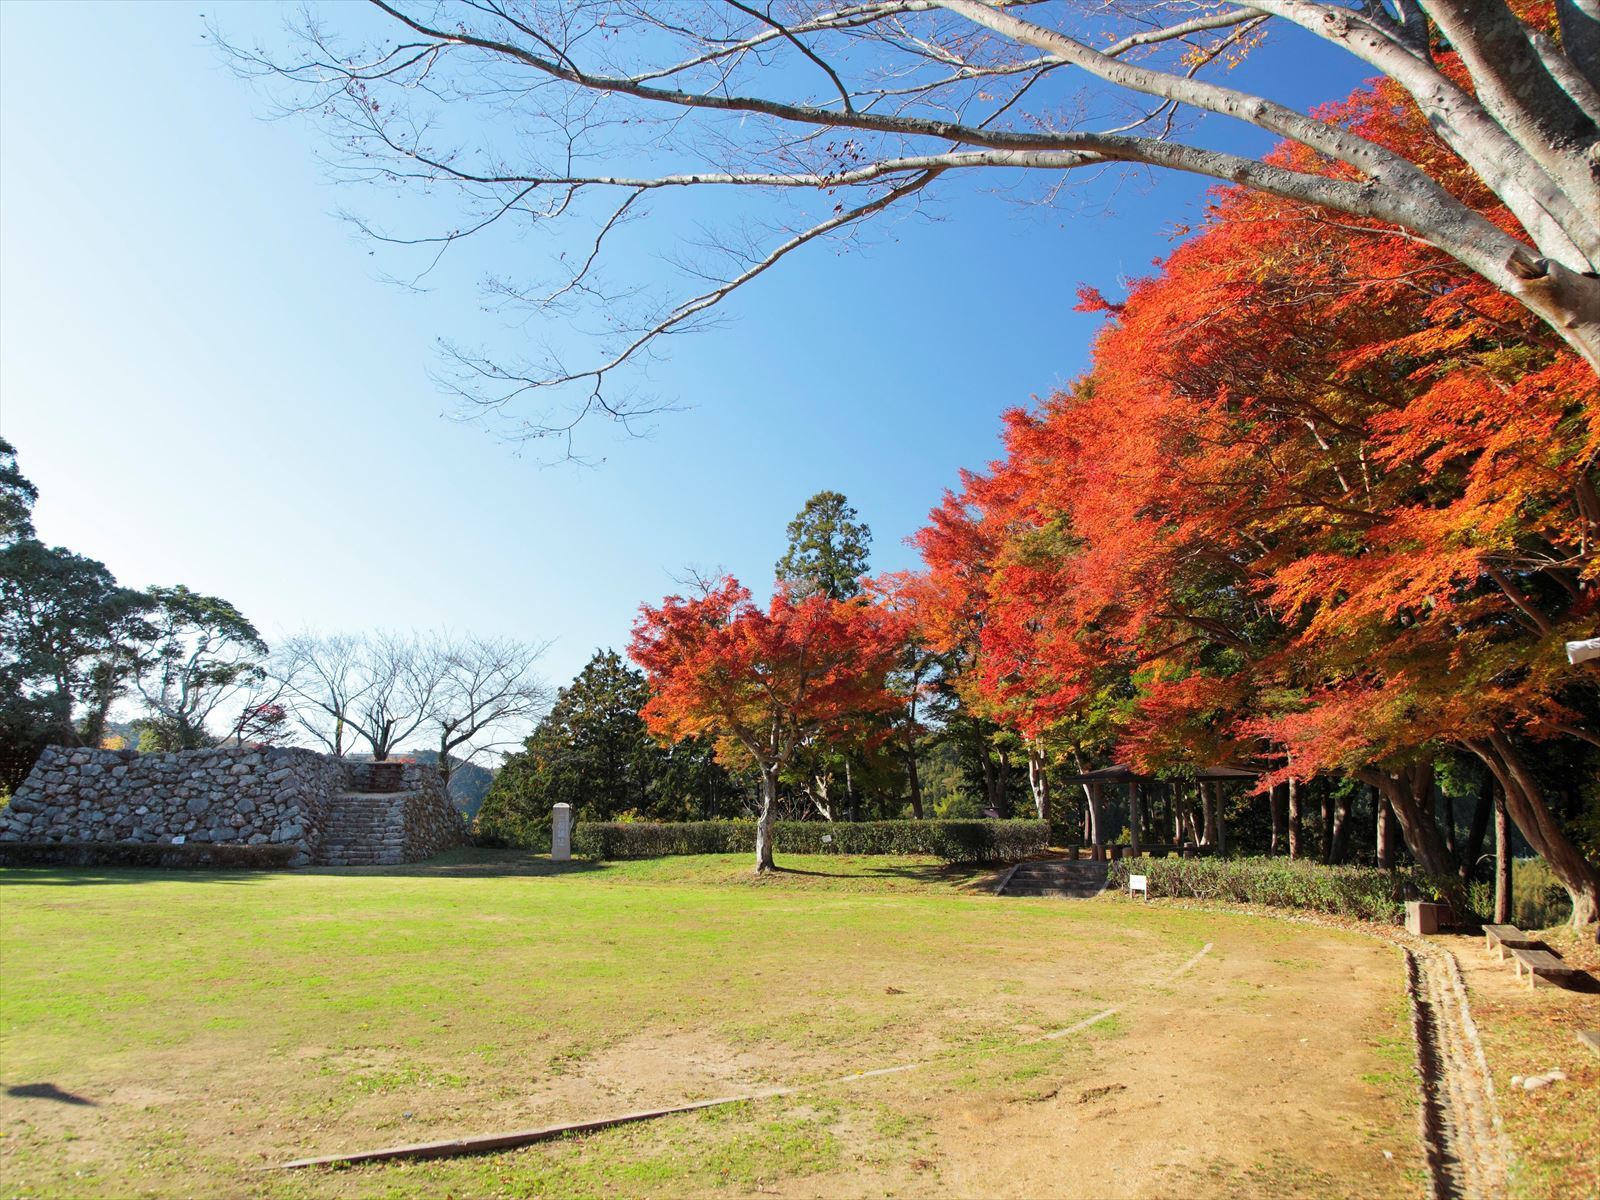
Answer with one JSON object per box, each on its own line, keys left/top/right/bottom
{"left": 271, "top": 632, "right": 372, "bottom": 756}
{"left": 222, "top": 0, "right": 1600, "bottom": 452}
{"left": 272, "top": 631, "right": 436, "bottom": 760}
{"left": 272, "top": 631, "right": 550, "bottom": 780}
{"left": 427, "top": 633, "right": 552, "bottom": 790}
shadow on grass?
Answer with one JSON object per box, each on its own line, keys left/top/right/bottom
{"left": 304, "top": 849, "right": 610, "bottom": 879}
{"left": 5, "top": 1082, "right": 96, "bottom": 1106}
{"left": 0, "top": 867, "right": 265, "bottom": 887}
{"left": 0, "top": 849, "right": 608, "bottom": 885}
{"left": 772, "top": 861, "right": 984, "bottom": 884}
{"left": 1562, "top": 972, "right": 1600, "bottom": 994}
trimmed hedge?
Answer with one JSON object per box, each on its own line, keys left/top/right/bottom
{"left": 1105, "top": 855, "right": 1469, "bottom": 924}
{"left": 573, "top": 819, "right": 1047, "bottom": 864}
{"left": 0, "top": 841, "right": 298, "bottom": 870}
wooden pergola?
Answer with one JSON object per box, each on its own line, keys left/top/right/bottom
{"left": 1054, "top": 764, "right": 1260, "bottom": 860}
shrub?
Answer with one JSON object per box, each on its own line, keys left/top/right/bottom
{"left": 0, "top": 841, "right": 297, "bottom": 870}
{"left": 1105, "top": 855, "right": 1470, "bottom": 924}
{"left": 572, "top": 819, "right": 1047, "bottom": 863}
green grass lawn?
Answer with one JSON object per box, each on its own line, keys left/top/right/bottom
{"left": 0, "top": 852, "right": 1422, "bottom": 1198}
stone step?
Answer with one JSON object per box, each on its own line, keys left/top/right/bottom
{"left": 312, "top": 791, "right": 410, "bottom": 865}
{"left": 1000, "top": 859, "right": 1109, "bottom": 898}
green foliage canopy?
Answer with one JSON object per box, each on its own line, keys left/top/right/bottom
{"left": 476, "top": 649, "right": 739, "bottom": 845}
{"left": 774, "top": 490, "right": 872, "bottom": 601}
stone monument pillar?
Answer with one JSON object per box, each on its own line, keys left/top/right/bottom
{"left": 551, "top": 802, "right": 572, "bottom": 862}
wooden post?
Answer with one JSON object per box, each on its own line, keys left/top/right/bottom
{"left": 1494, "top": 786, "right": 1513, "bottom": 925}
{"left": 1128, "top": 780, "right": 1142, "bottom": 858}
{"left": 1216, "top": 783, "right": 1228, "bottom": 857}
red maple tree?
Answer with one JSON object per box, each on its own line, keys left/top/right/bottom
{"left": 907, "top": 66, "right": 1600, "bottom": 923}
{"left": 628, "top": 577, "right": 907, "bottom": 872}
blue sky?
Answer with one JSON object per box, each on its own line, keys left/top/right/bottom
{"left": 0, "top": 2, "right": 1369, "bottom": 687}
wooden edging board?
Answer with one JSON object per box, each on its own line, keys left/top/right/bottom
{"left": 992, "top": 861, "right": 1023, "bottom": 896}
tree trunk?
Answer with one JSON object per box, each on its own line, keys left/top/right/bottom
{"left": 1269, "top": 782, "right": 1287, "bottom": 855}
{"left": 1319, "top": 790, "right": 1334, "bottom": 864}
{"left": 1362, "top": 762, "right": 1457, "bottom": 878}
{"left": 1201, "top": 782, "right": 1219, "bottom": 847}
{"left": 1441, "top": 787, "right": 1458, "bottom": 858}
{"left": 904, "top": 725, "right": 923, "bottom": 820}
{"left": 755, "top": 766, "right": 779, "bottom": 874}
{"left": 1494, "top": 787, "right": 1513, "bottom": 925}
{"left": 1027, "top": 744, "right": 1051, "bottom": 823}
{"left": 1128, "top": 780, "right": 1142, "bottom": 857}
{"left": 1287, "top": 776, "right": 1302, "bottom": 860}
{"left": 1462, "top": 775, "right": 1493, "bottom": 884}
{"left": 994, "top": 747, "right": 1012, "bottom": 817}
{"left": 1088, "top": 782, "right": 1103, "bottom": 849}
{"left": 1216, "top": 784, "right": 1229, "bottom": 856}
{"left": 1376, "top": 789, "right": 1397, "bottom": 869}
{"left": 1328, "top": 789, "right": 1353, "bottom": 864}
{"left": 1469, "top": 731, "right": 1599, "bottom": 928}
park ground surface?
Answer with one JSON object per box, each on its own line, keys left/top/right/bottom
{"left": 0, "top": 848, "right": 1545, "bottom": 1200}
{"left": 1439, "top": 924, "right": 1600, "bottom": 1199}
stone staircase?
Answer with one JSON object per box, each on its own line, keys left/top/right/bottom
{"left": 998, "top": 858, "right": 1110, "bottom": 899}
{"left": 314, "top": 792, "right": 407, "bottom": 866}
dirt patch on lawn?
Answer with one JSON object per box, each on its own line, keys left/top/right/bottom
{"left": 0, "top": 893, "right": 1424, "bottom": 1199}
{"left": 767, "top": 914, "right": 1420, "bottom": 1199}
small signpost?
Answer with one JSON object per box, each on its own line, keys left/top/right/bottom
{"left": 1129, "top": 873, "right": 1148, "bottom": 901}
{"left": 550, "top": 803, "right": 572, "bottom": 862}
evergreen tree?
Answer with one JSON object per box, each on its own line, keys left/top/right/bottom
{"left": 775, "top": 491, "right": 872, "bottom": 600}
{"left": 476, "top": 649, "right": 736, "bottom": 846}
{"left": 0, "top": 443, "right": 150, "bottom": 790}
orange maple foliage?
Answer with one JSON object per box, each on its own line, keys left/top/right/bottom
{"left": 908, "top": 68, "right": 1599, "bottom": 916}
{"left": 628, "top": 576, "right": 907, "bottom": 870}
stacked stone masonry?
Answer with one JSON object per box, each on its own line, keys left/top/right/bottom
{"left": 0, "top": 746, "right": 463, "bottom": 867}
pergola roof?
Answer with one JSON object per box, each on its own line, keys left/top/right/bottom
{"left": 1055, "top": 763, "right": 1259, "bottom": 784}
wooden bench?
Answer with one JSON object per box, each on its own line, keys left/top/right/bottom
{"left": 1507, "top": 946, "right": 1578, "bottom": 989}
{"left": 1483, "top": 924, "right": 1539, "bottom": 959}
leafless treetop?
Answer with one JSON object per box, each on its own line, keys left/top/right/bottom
{"left": 220, "top": 0, "right": 1600, "bottom": 456}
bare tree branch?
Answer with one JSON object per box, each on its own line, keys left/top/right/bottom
{"left": 215, "top": 0, "right": 1600, "bottom": 457}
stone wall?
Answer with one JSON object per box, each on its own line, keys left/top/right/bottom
{"left": 0, "top": 747, "right": 463, "bottom": 867}
{"left": 398, "top": 762, "right": 464, "bottom": 861}
{"left": 0, "top": 746, "right": 344, "bottom": 866}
